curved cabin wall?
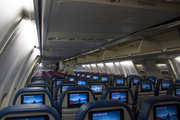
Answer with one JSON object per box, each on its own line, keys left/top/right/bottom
{"left": 0, "top": 1, "right": 40, "bottom": 109}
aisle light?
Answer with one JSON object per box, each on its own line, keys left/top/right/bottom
{"left": 120, "top": 61, "right": 132, "bottom": 65}
{"left": 115, "top": 62, "right": 120, "bottom": 65}
{"left": 175, "top": 57, "right": 180, "bottom": 61}
{"left": 105, "top": 63, "right": 113, "bottom": 65}
{"left": 97, "top": 63, "right": 104, "bottom": 66}
{"left": 91, "top": 64, "right": 96, "bottom": 66}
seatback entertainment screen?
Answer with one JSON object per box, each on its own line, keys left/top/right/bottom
{"left": 21, "top": 94, "right": 45, "bottom": 104}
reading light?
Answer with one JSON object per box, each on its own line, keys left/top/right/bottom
{"left": 175, "top": 57, "right": 180, "bottom": 61}
{"left": 136, "top": 64, "right": 143, "bottom": 67}
{"left": 156, "top": 64, "right": 166, "bottom": 67}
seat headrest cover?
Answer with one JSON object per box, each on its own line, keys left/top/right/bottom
{"left": 58, "top": 86, "right": 96, "bottom": 118}
{"left": 166, "top": 84, "right": 180, "bottom": 95}
{"left": 138, "top": 95, "right": 180, "bottom": 120}
{"left": 86, "top": 81, "right": 107, "bottom": 87}
{"left": 0, "top": 104, "right": 60, "bottom": 120}
{"left": 75, "top": 100, "right": 134, "bottom": 120}
{"left": 13, "top": 88, "right": 53, "bottom": 106}
{"left": 101, "top": 86, "right": 133, "bottom": 100}
{"left": 54, "top": 81, "right": 78, "bottom": 100}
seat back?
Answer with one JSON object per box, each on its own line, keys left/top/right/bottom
{"left": 58, "top": 86, "right": 96, "bottom": 120}
{"left": 175, "top": 79, "right": 180, "bottom": 83}
{"left": 54, "top": 81, "right": 78, "bottom": 102}
{"left": 129, "top": 76, "right": 142, "bottom": 95}
{"left": 13, "top": 87, "right": 53, "bottom": 107}
{"left": 31, "top": 77, "right": 47, "bottom": 83}
{"left": 52, "top": 78, "right": 67, "bottom": 97}
{"left": 86, "top": 81, "right": 107, "bottom": 100}
{"left": 27, "top": 81, "right": 50, "bottom": 91}
{"left": 0, "top": 104, "right": 60, "bottom": 120}
{"left": 85, "top": 74, "right": 92, "bottom": 79}
{"left": 67, "top": 76, "right": 78, "bottom": 81}
{"left": 138, "top": 96, "right": 180, "bottom": 120}
{"left": 75, "top": 78, "right": 89, "bottom": 86}
{"left": 112, "top": 77, "right": 128, "bottom": 86}
{"left": 167, "top": 84, "right": 180, "bottom": 98}
{"left": 75, "top": 100, "right": 134, "bottom": 120}
{"left": 101, "top": 86, "right": 134, "bottom": 111}
{"left": 134, "top": 80, "right": 155, "bottom": 111}
{"left": 155, "top": 78, "right": 173, "bottom": 96}
{"left": 98, "top": 75, "right": 111, "bottom": 87}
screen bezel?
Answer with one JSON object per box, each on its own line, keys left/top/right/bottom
{"left": 141, "top": 83, "right": 152, "bottom": 92}
{"left": 21, "top": 94, "right": 45, "bottom": 104}
{"left": 116, "top": 79, "right": 125, "bottom": 86}
{"left": 68, "top": 92, "right": 89, "bottom": 108}
{"left": 61, "top": 85, "right": 75, "bottom": 93}
{"left": 90, "top": 84, "right": 103, "bottom": 95}
{"left": 101, "top": 77, "right": 108, "bottom": 83}
{"left": 161, "top": 82, "right": 171, "bottom": 90}
{"left": 5, "top": 115, "right": 49, "bottom": 120}
{"left": 133, "top": 79, "right": 140, "bottom": 85}
{"left": 89, "top": 109, "right": 124, "bottom": 120}
{"left": 92, "top": 76, "right": 99, "bottom": 81}
{"left": 153, "top": 104, "right": 179, "bottom": 120}
{"left": 109, "top": 91, "right": 128, "bottom": 104}
{"left": 77, "top": 80, "right": 87, "bottom": 86}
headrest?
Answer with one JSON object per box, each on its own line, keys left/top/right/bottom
{"left": 0, "top": 104, "right": 60, "bottom": 120}
{"left": 86, "top": 81, "right": 107, "bottom": 87}
{"left": 13, "top": 87, "right": 53, "bottom": 106}
{"left": 138, "top": 95, "right": 180, "bottom": 120}
{"left": 75, "top": 100, "right": 134, "bottom": 120}
{"left": 54, "top": 81, "right": 78, "bottom": 100}
{"left": 101, "top": 86, "right": 133, "bottom": 100}
{"left": 175, "top": 79, "right": 180, "bottom": 83}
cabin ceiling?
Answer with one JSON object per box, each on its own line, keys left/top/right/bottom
{"left": 39, "top": 0, "right": 180, "bottom": 65}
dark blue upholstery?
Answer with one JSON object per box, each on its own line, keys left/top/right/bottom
{"left": 138, "top": 95, "right": 180, "bottom": 120}
{"left": 31, "top": 77, "right": 47, "bottom": 82}
{"left": 58, "top": 86, "right": 96, "bottom": 119}
{"left": 13, "top": 87, "right": 53, "bottom": 106}
{"left": 175, "top": 79, "right": 180, "bottom": 83}
{"left": 27, "top": 81, "right": 50, "bottom": 91}
{"left": 47, "top": 75, "right": 62, "bottom": 83}
{"left": 146, "top": 76, "right": 157, "bottom": 84}
{"left": 54, "top": 81, "right": 78, "bottom": 100}
{"left": 0, "top": 104, "right": 61, "bottom": 120}
{"left": 51, "top": 78, "right": 67, "bottom": 94}
{"left": 154, "top": 78, "right": 173, "bottom": 96}
{"left": 101, "top": 86, "right": 133, "bottom": 100}
{"left": 75, "top": 100, "right": 134, "bottom": 120}
{"left": 166, "top": 83, "right": 180, "bottom": 95}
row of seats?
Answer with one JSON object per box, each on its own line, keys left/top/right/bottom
{"left": 1, "top": 96, "right": 180, "bottom": 120}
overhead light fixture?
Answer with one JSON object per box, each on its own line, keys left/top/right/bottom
{"left": 97, "top": 63, "right": 104, "bottom": 66}
{"left": 156, "top": 64, "right": 166, "bottom": 67}
{"left": 136, "top": 64, "right": 143, "bottom": 67}
{"left": 91, "top": 64, "right": 96, "bottom": 66}
{"left": 105, "top": 63, "right": 113, "bottom": 65}
{"left": 86, "top": 64, "right": 90, "bottom": 67}
{"left": 120, "top": 61, "right": 132, "bottom": 65}
{"left": 175, "top": 57, "right": 180, "bottom": 61}
{"left": 82, "top": 65, "right": 85, "bottom": 67}
{"left": 115, "top": 62, "right": 120, "bottom": 65}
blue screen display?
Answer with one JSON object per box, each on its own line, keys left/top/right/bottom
{"left": 65, "top": 76, "right": 68, "bottom": 79}
{"left": 22, "top": 95, "right": 44, "bottom": 104}
{"left": 111, "top": 92, "right": 127, "bottom": 102}
{"left": 133, "top": 79, "right": 139, "bottom": 85}
{"left": 74, "top": 73, "right": 76, "bottom": 75}
{"left": 56, "top": 81, "right": 62, "bottom": 85}
{"left": 62, "top": 85, "right": 75, "bottom": 92}
{"left": 69, "top": 93, "right": 88, "bottom": 105}
{"left": 81, "top": 74, "right": 85, "bottom": 77}
{"left": 9, "top": 118, "right": 45, "bottom": 120}
{"left": 91, "top": 85, "right": 102, "bottom": 92}
{"left": 149, "top": 79, "right": 155, "bottom": 83}
{"left": 116, "top": 80, "right": 124, "bottom": 85}
{"left": 93, "top": 76, "right": 99, "bottom": 80}
{"left": 86, "top": 75, "right": 91, "bottom": 78}
{"left": 141, "top": 83, "right": 151, "bottom": 91}
{"left": 101, "top": 77, "right": 108, "bottom": 82}
{"left": 175, "top": 89, "right": 180, "bottom": 98}
{"left": 77, "top": 74, "right": 80, "bottom": 76}
{"left": 155, "top": 105, "right": 178, "bottom": 120}
{"left": 92, "top": 111, "right": 121, "bottom": 120}
{"left": 69, "top": 78, "right": 75, "bottom": 81}
{"left": 77, "top": 80, "right": 86, "bottom": 86}
{"left": 162, "top": 82, "right": 170, "bottom": 89}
